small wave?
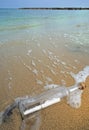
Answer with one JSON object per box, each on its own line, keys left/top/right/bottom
{"left": 0, "top": 24, "right": 42, "bottom": 32}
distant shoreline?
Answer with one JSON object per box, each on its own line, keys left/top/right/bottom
{"left": 19, "top": 7, "right": 89, "bottom": 10}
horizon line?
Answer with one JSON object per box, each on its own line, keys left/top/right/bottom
{"left": 18, "top": 7, "right": 89, "bottom": 10}
{"left": 0, "top": 7, "right": 89, "bottom": 9}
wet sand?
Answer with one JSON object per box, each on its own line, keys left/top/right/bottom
{"left": 40, "top": 84, "right": 89, "bottom": 130}
{"left": 0, "top": 34, "right": 89, "bottom": 130}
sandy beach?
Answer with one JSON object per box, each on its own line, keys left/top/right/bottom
{"left": 0, "top": 9, "right": 89, "bottom": 130}
{"left": 40, "top": 83, "right": 89, "bottom": 130}
{"left": 0, "top": 35, "right": 89, "bottom": 130}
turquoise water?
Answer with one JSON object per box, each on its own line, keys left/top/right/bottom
{"left": 0, "top": 9, "right": 89, "bottom": 45}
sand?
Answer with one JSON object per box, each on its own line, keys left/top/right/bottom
{"left": 40, "top": 83, "right": 89, "bottom": 130}
{"left": 0, "top": 35, "right": 89, "bottom": 130}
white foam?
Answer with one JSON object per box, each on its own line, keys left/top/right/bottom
{"left": 44, "top": 84, "right": 59, "bottom": 90}
{"left": 74, "top": 59, "right": 78, "bottom": 63}
{"left": 45, "top": 66, "right": 89, "bottom": 108}
{"left": 33, "top": 69, "right": 38, "bottom": 75}
{"left": 71, "top": 66, "right": 89, "bottom": 83}
{"left": 36, "top": 79, "right": 43, "bottom": 85}
{"left": 52, "top": 64, "right": 56, "bottom": 68}
{"left": 61, "top": 61, "right": 66, "bottom": 65}
{"left": 50, "top": 69, "right": 56, "bottom": 75}
{"left": 67, "top": 89, "right": 83, "bottom": 108}
{"left": 56, "top": 59, "right": 60, "bottom": 63}
{"left": 60, "top": 70, "right": 65, "bottom": 74}
{"left": 25, "top": 65, "right": 32, "bottom": 71}
{"left": 7, "top": 70, "right": 13, "bottom": 89}
{"left": 67, "top": 66, "right": 89, "bottom": 108}
{"left": 53, "top": 61, "right": 57, "bottom": 65}
{"left": 72, "top": 66, "right": 77, "bottom": 69}
{"left": 27, "top": 49, "right": 32, "bottom": 56}
{"left": 46, "top": 65, "right": 50, "bottom": 68}
{"left": 49, "top": 37, "right": 52, "bottom": 41}
{"left": 8, "top": 82, "right": 12, "bottom": 89}
{"left": 37, "top": 43, "right": 40, "bottom": 47}
{"left": 9, "top": 77, "right": 12, "bottom": 80}
{"left": 38, "top": 59, "right": 41, "bottom": 63}
{"left": 19, "top": 56, "right": 32, "bottom": 71}
{"left": 48, "top": 50, "right": 53, "bottom": 55}
{"left": 64, "top": 33, "right": 68, "bottom": 38}
{"left": 32, "top": 60, "right": 36, "bottom": 67}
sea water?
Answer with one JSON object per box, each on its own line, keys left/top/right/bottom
{"left": 0, "top": 9, "right": 89, "bottom": 44}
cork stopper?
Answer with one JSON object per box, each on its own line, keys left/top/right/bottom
{"left": 78, "top": 82, "right": 86, "bottom": 90}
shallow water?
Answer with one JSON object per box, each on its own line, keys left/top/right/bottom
{"left": 0, "top": 9, "right": 89, "bottom": 130}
